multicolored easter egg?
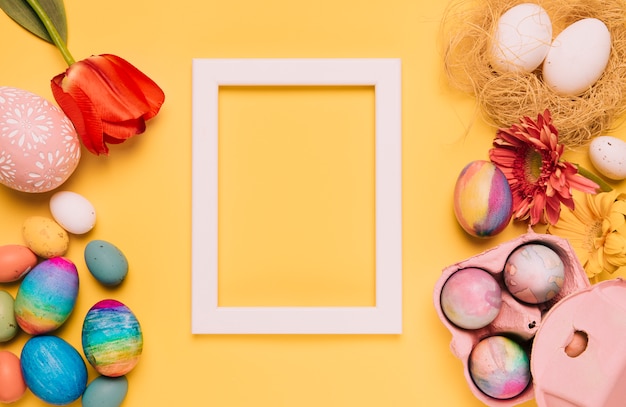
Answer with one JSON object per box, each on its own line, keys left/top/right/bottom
{"left": 453, "top": 160, "right": 512, "bottom": 238}
{"left": 14, "top": 257, "right": 79, "bottom": 335}
{"left": 20, "top": 335, "right": 87, "bottom": 405}
{"left": 504, "top": 243, "right": 565, "bottom": 304}
{"left": 440, "top": 267, "right": 502, "bottom": 330}
{"left": 82, "top": 299, "right": 143, "bottom": 377}
{"left": 469, "top": 335, "right": 531, "bottom": 399}
{"left": 0, "top": 86, "right": 81, "bottom": 193}
{"left": 0, "top": 351, "right": 26, "bottom": 403}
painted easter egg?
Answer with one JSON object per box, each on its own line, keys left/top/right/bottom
{"left": 49, "top": 190, "right": 96, "bottom": 234}
{"left": 14, "top": 257, "right": 79, "bottom": 335}
{"left": 82, "top": 299, "right": 143, "bottom": 377}
{"left": 490, "top": 3, "right": 552, "bottom": 73}
{"left": 84, "top": 240, "right": 129, "bottom": 286}
{"left": 21, "top": 335, "right": 87, "bottom": 405}
{"left": 504, "top": 243, "right": 564, "bottom": 304}
{"left": 0, "top": 351, "right": 26, "bottom": 403}
{"left": 22, "top": 216, "right": 69, "bottom": 258}
{"left": 0, "top": 86, "right": 81, "bottom": 193}
{"left": 469, "top": 335, "right": 531, "bottom": 399}
{"left": 543, "top": 18, "right": 611, "bottom": 96}
{"left": 440, "top": 267, "right": 502, "bottom": 330}
{"left": 82, "top": 375, "right": 128, "bottom": 407}
{"left": 0, "top": 244, "right": 37, "bottom": 282}
{"left": 0, "top": 291, "right": 17, "bottom": 342}
{"left": 453, "top": 160, "right": 513, "bottom": 238}
{"left": 589, "top": 136, "right": 626, "bottom": 180}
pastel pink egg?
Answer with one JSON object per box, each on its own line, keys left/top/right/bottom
{"left": 440, "top": 267, "right": 502, "bottom": 330}
{"left": 0, "top": 87, "right": 81, "bottom": 193}
{"left": 453, "top": 160, "right": 512, "bottom": 238}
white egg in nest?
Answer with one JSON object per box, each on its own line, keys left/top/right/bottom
{"left": 0, "top": 86, "right": 81, "bottom": 193}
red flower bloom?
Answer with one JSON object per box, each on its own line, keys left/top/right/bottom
{"left": 489, "top": 110, "right": 599, "bottom": 225}
{"left": 51, "top": 54, "right": 165, "bottom": 155}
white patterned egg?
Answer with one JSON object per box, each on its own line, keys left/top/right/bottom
{"left": 0, "top": 87, "right": 81, "bottom": 193}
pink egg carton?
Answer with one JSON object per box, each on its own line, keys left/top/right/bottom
{"left": 433, "top": 230, "right": 590, "bottom": 406}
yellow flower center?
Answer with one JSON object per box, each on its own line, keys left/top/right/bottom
{"left": 525, "top": 150, "right": 543, "bottom": 183}
{"left": 583, "top": 220, "right": 604, "bottom": 252}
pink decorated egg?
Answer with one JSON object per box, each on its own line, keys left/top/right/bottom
{"left": 453, "top": 160, "right": 512, "bottom": 238}
{"left": 504, "top": 243, "right": 565, "bottom": 304}
{"left": 0, "top": 87, "right": 81, "bottom": 193}
{"left": 440, "top": 267, "right": 502, "bottom": 330}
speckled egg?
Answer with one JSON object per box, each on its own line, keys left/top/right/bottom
{"left": 84, "top": 240, "right": 128, "bottom": 286}
{"left": 504, "top": 243, "right": 565, "bottom": 304}
{"left": 440, "top": 267, "right": 502, "bottom": 330}
{"left": 0, "top": 244, "right": 37, "bottom": 282}
{"left": 22, "top": 215, "right": 69, "bottom": 258}
{"left": 589, "top": 136, "right": 626, "bottom": 180}
{"left": 14, "top": 257, "right": 79, "bottom": 335}
{"left": 469, "top": 335, "right": 531, "bottom": 400}
{"left": 82, "top": 299, "right": 143, "bottom": 377}
{"left": 82, "top": 375, "right": 128, "bottom": 407}
{"left": 0, "top": 291, "right": 17, "bottom": 342}
{"left": 0, "top": 86, "right": 81, "bottom": 193}
{"left": 20, "top": 335, "right": 87, "bottom": 405}
{"left": 0, "top": 351, "right": 26, "bottom": 403}
{"left": 453, "top": 160, "right": 513, "bottom": 238}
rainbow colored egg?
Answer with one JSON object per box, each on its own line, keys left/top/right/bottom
{"left": 82, "top": 299, "right": 143, "bottom": 377}
{"left": 469, "top": 335, "right": 531, "bottom": 399}
{"left": 453, "top": 160, "right": 513, "bottom": 238}
{"left": 20, "top": 335, "right": 87, "bottom": 405}
{"left": 14, "top": 257, "right": 79, "bottom": 335}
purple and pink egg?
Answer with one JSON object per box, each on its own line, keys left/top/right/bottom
{"left": 440, "top": 267, "right": 502, "bottom": 330}
{"left": 453, "top": 160, "right": 512, "bottom": 238}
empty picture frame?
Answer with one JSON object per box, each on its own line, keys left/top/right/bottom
{"left": 192, "top": 58, "right": 402, "bottom": 334}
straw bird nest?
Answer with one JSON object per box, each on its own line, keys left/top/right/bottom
{"left": 442, "top": 0, "right": 626, "bottom": 147}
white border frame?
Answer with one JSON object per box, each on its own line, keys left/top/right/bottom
{"left": 192, "top": 59, "right": 402, "bottom": 334}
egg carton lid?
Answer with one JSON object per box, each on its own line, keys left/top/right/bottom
{"left": 531, "top": 278, "right": 626, "bottom": 407}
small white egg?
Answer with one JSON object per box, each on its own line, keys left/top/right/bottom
{"left": 490, "top": 3, "right": 552, "bottom": 73}
{"left": 543, "top": 18, "right": 611, "bottom": 96}
{"left": 589, "top": 136, "right": 626, "bottom": 180}
{"left": 49, "top": 191, "right": 96, "bottom": 234}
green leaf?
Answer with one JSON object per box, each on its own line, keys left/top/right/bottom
{"left": 0, "top": 0, "right": 67, "bottom": 44}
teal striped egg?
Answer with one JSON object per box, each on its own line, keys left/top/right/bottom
{"left": 82, "top": 299, "right": 143, "bottom": 377}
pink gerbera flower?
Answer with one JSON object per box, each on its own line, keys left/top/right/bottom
{"left": 489, "top": 110, "right": 599, "bottom": 225}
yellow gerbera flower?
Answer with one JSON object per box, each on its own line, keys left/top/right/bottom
{"left": 547, "top": 190, "right": 626, "bottom": 279}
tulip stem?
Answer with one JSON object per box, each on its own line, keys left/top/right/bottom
{"left": 24, "top": 0, "right": 75, "bottom": 66}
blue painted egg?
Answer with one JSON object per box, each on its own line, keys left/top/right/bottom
{"left": 14, "top": 257, "right": 79, "bottom": 335}
{"left": 82, "top": 299, "right": 143, "bottom": 377}
{"left": 453, "top": 160, "right": 513, "bottom": 238}
{"left": 20, "top": 335, "right": 87, "bottom": 405}
{"left": 82, "top": 375, "right": 128, "bottom": 407}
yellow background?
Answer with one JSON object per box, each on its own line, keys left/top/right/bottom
{"left": 0, "top": 0, "right": 617, "bottom": 406}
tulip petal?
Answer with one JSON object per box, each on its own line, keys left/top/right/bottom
{"left": 51, "top": 73, "right": 108, "bottom": 155}
{"left": 65, "top": 59, "right": 150, "bottom": 122}
{"left": 102, "top": 118, "right": 146, "bottom": 141}
{"left": 101, "top": 54, "right": 165, "bottom": 120}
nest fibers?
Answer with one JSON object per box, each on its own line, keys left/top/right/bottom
{"left": 442, "top": 0, "right": 626, "bottom": 147}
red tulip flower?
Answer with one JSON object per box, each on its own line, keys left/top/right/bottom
{"left": 51, "top": 54, "right": 165, "bottom": 155}
{"left": 4, "top": 0, "right": 165, "bottom": 155}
